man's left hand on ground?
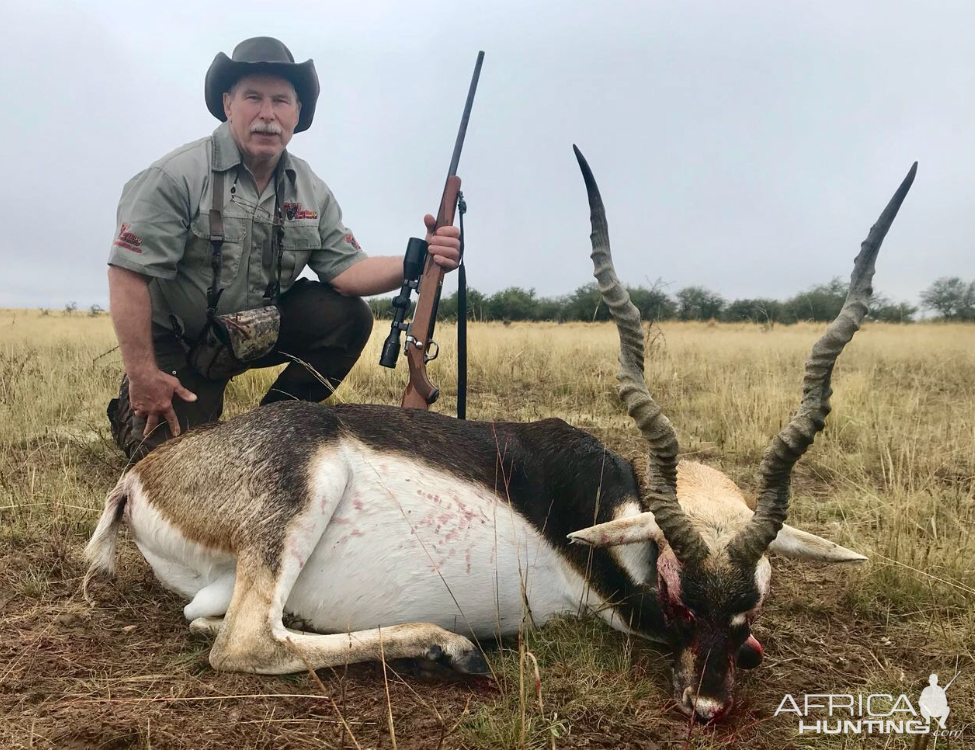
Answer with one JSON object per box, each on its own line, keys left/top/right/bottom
{"left": 423, "top": 214, "right": 462, "bottom": 270}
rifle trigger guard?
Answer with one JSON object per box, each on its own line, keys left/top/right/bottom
{"left": 425, "top": 340, "right": 440, "bottom": 363}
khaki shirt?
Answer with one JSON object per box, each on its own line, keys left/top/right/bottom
{"left": 108, "top": 122, "right": 367, "bottom": 339}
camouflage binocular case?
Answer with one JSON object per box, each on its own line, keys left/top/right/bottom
{"left": 187, "top": 305, "right": 281, "bottom": 380}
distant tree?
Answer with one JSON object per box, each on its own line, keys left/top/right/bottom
{"left": 867, "top": 294, "right": 917, "bottom": 323}
{"left": 485, "top": 287, "right": 538, "bottom": 321}
{"left": 368, "top": 296, "right": 412, "bottom": 320}
{"left": 676, "top": 286, "right": 725, "bottom": 321}
{"left": 370, "top": 288, "right": 496, "bottom": 323}
{"left": 785, "top": 278, "right": 847, "bottom": 322}
{"left": 723, "top": 298, "right": 785, "bottom": 325}
{"left": 534, "top": 295, "right": 566, "bottom": 321}
{"left": 920, "top": 277, "right": 975, "bottom": 320}
{"left": 466, "top": 288, "right": 491, "bottom": 321}
{"left": 365, "top": 277, "right": 930, "bottom": 328}
{"left": 438, "top": 288, "right": 489, "bottom": 321}
{"left": 628, "top": 287, "right": 677, "bottom": 322}
{"left": 64, "top": 302, "right": 77, "bottom": 316}
{"left": 561, "top": 283, "right": 609, "bottom": 322}
{"left": 89, "top": 304, "right": 105, "bottom": 317}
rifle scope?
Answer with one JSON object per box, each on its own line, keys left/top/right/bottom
{"left": 379, "top": 237, "right": 428, "bottom": 369}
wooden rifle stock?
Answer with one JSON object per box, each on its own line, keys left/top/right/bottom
{"left": 402, "top": 175, "right": 462, "bottom": 408}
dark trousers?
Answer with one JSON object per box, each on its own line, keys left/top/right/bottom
{"left": 108, "top": 280, "right": 373, "bottom": 460}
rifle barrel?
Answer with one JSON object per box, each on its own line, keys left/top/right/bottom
{"left": 447, "top": 51, "right": 485, "bottom": 178}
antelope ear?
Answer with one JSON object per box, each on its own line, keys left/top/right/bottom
{"left": 656, "top": 546, "right": 683, "bottom": 599}
{"left": 567, "top": 512, "right": 664, "bottom": 548}
{"left": 769, "top": 523, "right": 866, "bottom": 563}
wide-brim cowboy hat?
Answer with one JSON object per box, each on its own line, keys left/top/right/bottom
{"left": 205, "top": 37, "right": 320, "bottom": 133}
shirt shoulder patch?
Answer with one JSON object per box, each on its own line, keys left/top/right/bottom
{"left": 113, "top": 223, "right": 143, "bottom": 253}
{"left": 345, "top": 232, "right": 361, "bottom": 250}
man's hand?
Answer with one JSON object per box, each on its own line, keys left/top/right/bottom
{"left": 128, "top": 369, "right": 198, "bottom": 438}
{"left": 423, "top": 214, "right": 461, "bottom": 270}
{"left": 109, "top": 266, "right": 198, "bottom": 439}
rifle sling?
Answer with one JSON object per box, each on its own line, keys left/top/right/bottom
{"left": 457, "top": 190, "right": 467, "bottom": 419}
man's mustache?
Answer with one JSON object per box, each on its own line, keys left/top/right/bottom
{"left": 250, "top": 121, "right": 283, "bottom": 135}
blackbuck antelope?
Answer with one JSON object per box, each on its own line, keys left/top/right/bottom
{"left": 86, "top": 148, "right": 916, "bottom": 722}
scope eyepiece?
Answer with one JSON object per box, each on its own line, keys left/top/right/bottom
{"left": 404, "top": 237, "right": 428, "bottom": 281}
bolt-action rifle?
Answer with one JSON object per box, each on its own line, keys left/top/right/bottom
{"left": 379, "top": 51, "right": 484, "bottom": 413}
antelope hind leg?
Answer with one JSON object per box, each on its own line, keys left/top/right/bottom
{"left": 207, "top": 571, "right": 490, "bottom": 675}
{"left": 282, "top": 622, "right": 490, "bottom": 675}
{"left": 196, "top": 614, "right": 489, "bottom": 675}
{"left": 202, "top": 520, "right": 488, "bottom": 675}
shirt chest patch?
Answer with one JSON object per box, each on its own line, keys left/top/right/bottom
{"left": 282, "top": 202, "right": 318, "bottom": 221}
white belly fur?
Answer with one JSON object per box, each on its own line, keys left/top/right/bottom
{"left": 126, "top": 444, "right": 607, "bottom": 639}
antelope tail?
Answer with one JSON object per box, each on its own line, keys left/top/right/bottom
{"left": 82, "top": 476, "right": 129, "bottom": 602}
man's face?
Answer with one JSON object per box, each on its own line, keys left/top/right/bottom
{"left": 223, "top": 74, "right": 301, "bottom": 163}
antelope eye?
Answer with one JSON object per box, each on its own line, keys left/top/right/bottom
{"left": 675, "top": 600, "right": 699, "bottom": 626}
{"left": 661, "top": 596, "right": 695, "bottom": 626}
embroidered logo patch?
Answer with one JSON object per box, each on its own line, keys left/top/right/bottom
{"left": 345, "top": 233, "right": 361, "bottom": 250}
{"left": 282, "top": 202, "right": 318, "bottom": 221}
{"left": 113, "top": 223, "right": 143, "bottom": 253}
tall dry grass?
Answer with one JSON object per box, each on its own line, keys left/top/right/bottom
{"left": 0, "top": 309, "right": 972, "bottom": 748}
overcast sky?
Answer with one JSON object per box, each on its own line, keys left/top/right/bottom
{"left": 1, "top": 0, "right": 972, "bottom": 309}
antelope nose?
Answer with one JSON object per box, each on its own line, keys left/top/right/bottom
{"left": 681, "top": 688, "right": 732, "bottom": 722}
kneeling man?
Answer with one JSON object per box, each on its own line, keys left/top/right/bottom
{"left": 107, "top": 37, "right": 459, "bottom": 459}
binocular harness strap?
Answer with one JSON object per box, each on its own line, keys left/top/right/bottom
{"left": 206, "top": 169, "right": 226, "bottom": 320}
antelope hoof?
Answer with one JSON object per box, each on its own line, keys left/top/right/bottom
{"left": 189, "top": 616, "right": 225, "bottom": 637}
{"left": 452, "top": 649, "right": 490, "bottom": 675}
{"left": 425, "top": 642, "right": 490, "bottom": 675}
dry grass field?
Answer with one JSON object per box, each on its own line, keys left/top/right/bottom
{"left": 0, "top": 309, "right": 972, "bottom": 749}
